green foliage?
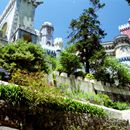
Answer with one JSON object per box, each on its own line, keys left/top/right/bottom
{"left": 0, "top": 84, "right": 24, "bottom": 106}
{"left": 46, "top": 55, "right": 58, "bottom": 71}
{"left": 65, "top": 91, "right": 130, "bottom": 110}
{"left": 85, "top": 73, "right": 95, "bottom": 80}
{"left": 90, "top": 93, "right": 130, "bottom": 110}
{"left": 0, "top": 84, "right": 106, "bottom": 117}
{"left": 89, "top": 47, "right": 106, "bottom": 78}
{"left": 0, "top": 40, "right": 49, "bottom": 74}
{"left": 126, "top": 0, "right": 130, "bottom": 4}
{"left": 69, "top": 126, "right": 81, "bottom": 130}
{"left": 59, "top": 45, "right": 82, "bottom": 76}
{"left": 85, "top": 93, "right": 102, "bottom": 104}
{"left": 68, "top": 0, "right": 106, "bottom": 73}
{"left": 96, "top": 93, "right": 113, "bottom": 107}
{"left": 56, "top": 63, "right": 65, "bottom": 74}
{"left": 102, "top": 56, "right": 130, "bottom": 86}
{"left": 9, "top": 69, "right": 49, "bottom": 90}
{"left": 112, "top": 102, "right": 130, "bottom": 110}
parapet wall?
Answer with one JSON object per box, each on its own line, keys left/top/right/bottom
{"left": 55, "top": 72, "right": 130, "bottom": 100}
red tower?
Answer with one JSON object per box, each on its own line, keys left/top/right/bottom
{"left": 119, "top": 19, "right": 130, "bottom": 38}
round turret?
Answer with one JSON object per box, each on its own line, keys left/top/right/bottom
{"left": 54, "top": 38, "right": 63, "bottom": 48}
{"left": 40, "top": 21, "right": 54, "bottom": 46}
{"left": 40, "top": 22, "right": 54, "bottom": 32}
{"left": 114, "top": 34, "right": 130, "bottom": 65}
{"left": 54, "top": 38, "right": 63, "bottom": 56}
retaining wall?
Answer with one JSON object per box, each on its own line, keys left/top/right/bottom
{"left": 55, "top": 72, "right": 130, "bottom": 97}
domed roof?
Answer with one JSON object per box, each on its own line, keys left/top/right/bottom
{"left": 42, "top": 22, "right": 53, "bottom": 27}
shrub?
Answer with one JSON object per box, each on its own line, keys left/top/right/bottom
{"left": 112, "top": 102, "right": 130, "bottom": 110}
{"left": 96, "top": 93, "right": 113, "bottom": 107}
{"left": 0, "top": 84, "right": 107, "bottom": 117}
{"left": 65, "top": 91, "right": 130, "bottom": 110}
{"left": 59, "top": 46, "right": 82, "bottom": 76}
{"left": 0, "top": 84, "right": 24, "bottom": 106}
{"left": 0, "top": 40, "right": 49, "bottom": 74}
{"left": 85, "top": 73, "right": 95, "bottom": 80}
{"left": 9, "top": 69, "right": 49, "bottom": 91}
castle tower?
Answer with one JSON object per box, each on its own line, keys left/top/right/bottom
{"left": 0, "top": 0, "right": 43, "bottom": 43}
{"left": 114, "top": 34, "right": 130, "bottom": 65}
{"left": 54, "top": 38, "right": 63, "bottom": 56}
{"left": 40, "top": 22, "right": 54, "bottom": 46}
{"left": 40, "top": 22, "right": 56, "bottom": 56}
{"left": 119, "top": 19, "right": 130, "bottom": 38}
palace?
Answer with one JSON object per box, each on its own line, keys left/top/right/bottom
{"left": 0, "top": 0, "right": 63, "bottom": 57}
{"left": 1, "top": 0, "right": 130, "bottom": 62}
{"left": 102, "top": 19, "right": 130, "bottom": 66}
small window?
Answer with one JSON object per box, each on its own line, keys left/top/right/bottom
{"left": 46, "top": 41, "right": 51, "bottom": 46}
{"left": 23, "top": 33, "right": 32, "bottom": 42}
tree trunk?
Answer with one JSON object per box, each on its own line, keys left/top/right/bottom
{"left": 85, "top": 61, "right": 90, "bottom": 73}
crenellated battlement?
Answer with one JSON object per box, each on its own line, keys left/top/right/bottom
{"left": 119, "top": 18, "right": 130, "bottom": 31}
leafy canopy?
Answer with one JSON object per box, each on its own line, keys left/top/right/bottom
{"left": 58, "top": 45, "right": 82, "bottom": 76}
{"left": 126, "top": 0, "right": 130, "bottom": 4}
{"left": 0, "top": 40, "right": 49, "bottom": 73}
{"left": 94, "top": 56, "right": 130, "bottom": 86}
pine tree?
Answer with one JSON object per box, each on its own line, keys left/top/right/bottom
{"left": 68, "top": 0, "right": 106, "bottom": 73}
{"left": 126, "top": 0, "right": 130, "bottom": 4}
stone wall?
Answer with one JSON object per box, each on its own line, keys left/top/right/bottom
{"left": 55, "top": 72, "right": 130, "bottom": 101}
{"left": 87, "top": 102, "right": 130, "bottom": 123}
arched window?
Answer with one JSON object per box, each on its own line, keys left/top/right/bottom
{"left": 46, "top": 41, "right": 51, "bottom": 46}
{"left": 23, "top": 33, "right": 32, "bottom": 42}
{"left": 1, "top": 22, "right": 7, "bottom": 37}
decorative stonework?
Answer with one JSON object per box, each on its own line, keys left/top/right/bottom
{"left": 102, "top": 34, "right": 130, "bottom": 64}
{"left": 119, "top": 18, "right": 130, "bottom": 39}
{"left": 0, "top": 0, "right": 62, "bottom": 57}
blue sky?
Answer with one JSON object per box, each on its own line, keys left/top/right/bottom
{"left": 0, "top": 0, "right": 130, "bottom": 45}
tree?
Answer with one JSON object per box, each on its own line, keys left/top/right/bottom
{"left": 126, "top": 0, "right": 130, "bottom": 4}
{"left": 58, "top": 45, "right": 82, "bottom": 76}
{"left": 89, "top": 46, "right": 106, "bottom": 78}
{"left": 46, "top": 55, "right": 58, "bottom": 71}
{"left": 68, "top": 0, "right": 106, "bottom": 73}
{"left": 0, "top": 40, "right": 49, "bottom": 74}
{"left": 94, "top": 56, "right": 130, "bottom": 86}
